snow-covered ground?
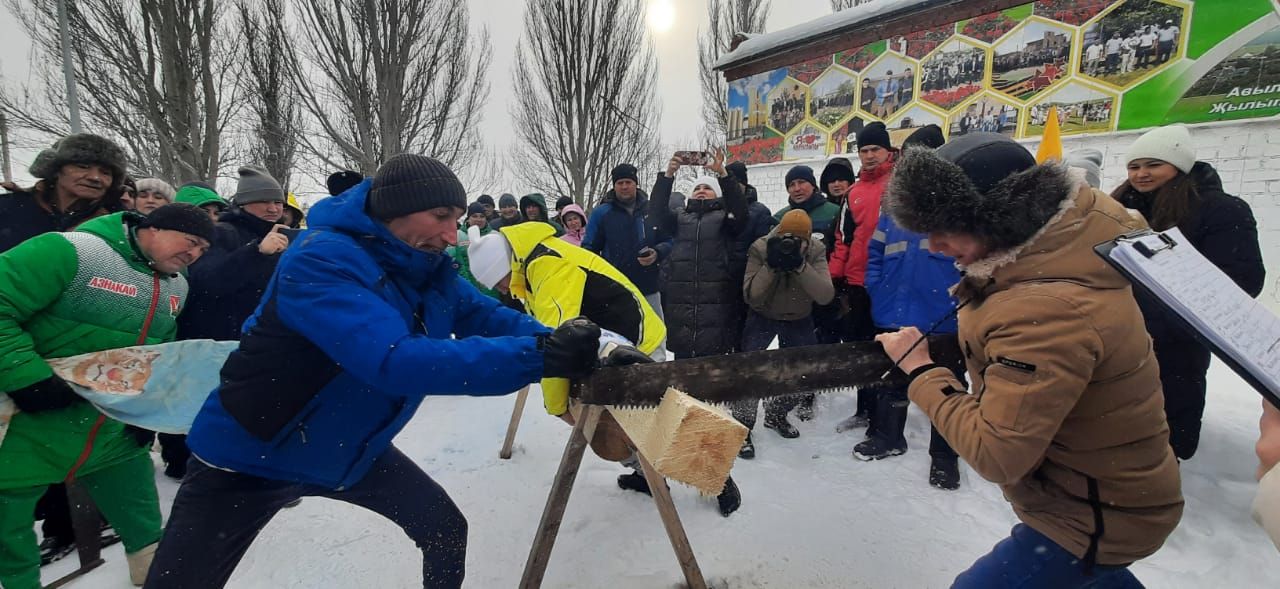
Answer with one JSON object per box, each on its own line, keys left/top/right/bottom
{"left": 46, "top": 361, "right": 1278, "bottom": 588}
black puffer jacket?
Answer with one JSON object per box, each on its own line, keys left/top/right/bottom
{"left": 0, "top": 188, "right": 124, "bottom": 253}
{"left": 649, "top": 174, "right": 749, "bottom": 357}
{"left": 1115, "top": 161, "right": 1266, "bottom": 343}
{"left": 178, "top": 208, "right": 286, "bottom": 341}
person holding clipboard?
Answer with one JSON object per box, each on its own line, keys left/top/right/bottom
{"left": 873, "top": 133, "right": 1183, "bottom": 587}
{"left": 1111, "top": 125, "right": 1266, "bottom": 460}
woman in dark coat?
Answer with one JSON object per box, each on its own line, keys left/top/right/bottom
{"left": 648, "top": 150, "right": 750, "bottom": 359}
{"left": 1112, "top": 124, "right": 1266, "bottom": 460}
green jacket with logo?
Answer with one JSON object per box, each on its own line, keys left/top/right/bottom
{"left": 0, "top": 212, "right": 188, "bottom": 485}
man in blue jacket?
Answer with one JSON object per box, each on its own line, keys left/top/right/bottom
{"left": 583, "top": 163, "right": 671, "bottom": 357}
{"left": 145, "top": 155, "right": 603, "bottom": 589}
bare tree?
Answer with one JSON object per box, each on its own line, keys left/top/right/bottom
{"left": 1, "top": 0, "right": 236, "bottom": 183}
{"left": 698, "top": 0, "right": 771, "bottom": 145}
{"left": 511, "top": 0, "right": 662, "bottom": 208}
{"left": 277, "top": 0, "right": 492, "bottom": 176}
{"left": 830, "top": 0, "right": 876, "bottom": 11}
{"left": 237, "top": 0, "right": 301, "bottom": 189}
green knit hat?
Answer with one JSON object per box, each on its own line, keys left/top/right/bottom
{"left": 175, "top": 181, "right": 227, "bottom": 211}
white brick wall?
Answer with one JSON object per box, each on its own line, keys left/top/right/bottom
{"left": 745, "top": 119, "right": 1280, "bottom": 311}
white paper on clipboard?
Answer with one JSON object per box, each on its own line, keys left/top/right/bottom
{"left": 1107, "top": 227, "right": 1280, "bottom": 395}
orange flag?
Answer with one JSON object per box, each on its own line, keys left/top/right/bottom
{"left": 1036, "top": 106, "right": 1063, "bottom": 163}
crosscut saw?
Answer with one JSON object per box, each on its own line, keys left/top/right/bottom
{"left": 575, "top": 336, "right": 965, "bottom": 408}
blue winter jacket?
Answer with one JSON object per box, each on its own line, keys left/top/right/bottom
{"left": 865, "top": 213, "right": 961, "bottom": 333}
{"left": 582, "top": 188, "right": 671, "bottom": 295}
{"left": 187, "top": 180, "right": 549, "bottom": 490}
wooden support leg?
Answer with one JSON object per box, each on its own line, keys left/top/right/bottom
{"left": 45, "top": 482, "right": 106, "bottom": 589}
{"left": 636, "top": 452, "right": 708, "bottom": 589}
{"left": 500, "top": 386, "right": 532, "bottom": 459}
{"left": 519, "top": 404, "right": 604, "bottom": 589}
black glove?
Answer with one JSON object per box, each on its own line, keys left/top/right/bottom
{"left": 603, "top": 344, "right": 655, "bottom": 367}
{"left": 123, "top": 425, "right": 155, "bottom": 449}
{"left": 6, "top": 375, "right": 84, "bottom": 413}
{"left": 766, "top": 236, "right": 804, "bottom": 272}
{"left": 539, "top": 317, "right": 602, "bottom": 379}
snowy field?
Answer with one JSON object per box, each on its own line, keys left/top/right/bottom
{"left": 47, "top": 361, "right": 1279, "bottom": 588}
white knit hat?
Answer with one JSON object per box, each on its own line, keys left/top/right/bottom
{"left": 1124, "top": 125, "right": 1195, "bottom": 174}
{"left": 467, "top": 226, "right": 512, "bottom": 289}
{"left": 690, "top": 175, "right": 723, "bottom": 199}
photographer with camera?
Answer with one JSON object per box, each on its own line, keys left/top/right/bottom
{"left": 732, "top": 210, "right": 835, "bottom": 456}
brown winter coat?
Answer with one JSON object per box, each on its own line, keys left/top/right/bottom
{"left": 742, "top": 230, "right": 834, "bottom": 321}
{"left": 908, "top": 184, "right": 1183, "bottom": 566}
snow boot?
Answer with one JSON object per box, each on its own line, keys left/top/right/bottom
{"left": 617, "top": 470, "right": 652, "bottom": 496}
{"left": 853, "top": 393, "right": 908, "bottom": 461}
{"left": 164, "top": 460, "right": 186, "bottom": 481}
{"left": 127, "top": 542, "right": 158, "bottom": 586}
{"left": 717, "top": 477, "right": 741, "bottom": 517}
{"left": 929, "top": 457, "right": 960, "bottom": 491}
{"left": 39, "top": 535, "right": 75, "bottom": 566}
{"left": 738, "top": 433, "right": 755, "bottom": 459}
{"left": 764, "top": 416, "right": 799, "bottom": 439}
{"left": 835, "top": 413, "right": 869, "bottom": 433}
{"left": 795, "top": 394, "right": 815, "bottom": 421}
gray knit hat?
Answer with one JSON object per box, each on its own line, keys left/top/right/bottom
{"left": 367, "top": 154, "right": 467, "bottom": 220}
{"left": 233, "top": 165, "right": 285, "bottom": 205}
{"left": 29, "top": 133, "right": 128, "bottom": 189}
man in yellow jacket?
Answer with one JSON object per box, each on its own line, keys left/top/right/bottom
{"left": 467, "top": 222, "right": 742, "bottom": 516}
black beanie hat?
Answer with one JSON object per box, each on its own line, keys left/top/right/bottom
{"left": 611, "top": 163, "right": 638, "bottom": 185}
{"left": 467, "top": 202, "right": 488, "bottom": 217}
{"left": 498, "top": 193, "right": 518, "bottom": 208}
{"left": 856, "top": 122, "right": 892, "bottom": 150}
{"left": 885, "top": 133, "right": 1068, "bottom": 253}
{"left": 327, "top": 170, "right": 364, "bottom": 196}
{"left": 137, "top": 203, "right": 216, "bottom": 243}
{"left": 477, "top": 194, "right": 495, "bottom": 207}
{"left": 554, "top": 196, "right": 574, "bottom": 211}
{"left": 367, "top": 154, "right": 467, "bottom": 220}
{"left": 726, "top": 161, "right": 749, "bottom": 186}
{"left": 784, "top": 165, "right": 818, "bottom": 189}
{"left": 902, "top": 124, "right": 946, "bottom": 150}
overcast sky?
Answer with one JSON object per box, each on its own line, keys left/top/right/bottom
{"left": 0, "top": 0, "right": 832, "bottom": 193}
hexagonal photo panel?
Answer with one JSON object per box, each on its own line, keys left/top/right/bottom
{"left": 784, "top": 122, "right": 830, "bottom": 161}
{"left": 859, "top": 53, "right": 917, "bottom": 120}
{"left": 835, "top": 42, "right": 883, "bottom": 73}
{"left": 885, "top": 105, "right": 948, "bottom": 145}
{"left": 790, "top": 56, "right": 833, "bottom": 85}
{"left": 1033, "top": 0, "right": 1111, "bottom": 26}
{"left": 948, "top": 93, "right": 1021, "bottom": 137}
{"left": 991, "top": 17, "right": 1073, "bottom": 102}
{"left": 920, "top": 38, "right": 989, "bottom": 111}
{"left": 958, "top": 6, "right": 1029, "bottom": 44}
{"left": 1026, "top": 82, "right": 1118, "bottom": 136}
{"left": 726, "top": 69, "right": 788, "bottom": 147}
{"left": 810, "top": 67, "right": 858, "bottom": 129}
{"left": 1077, "top": 0, "right": 1188, "bottom": 89}
{"left": 767, "top": 77, "right": 810, "bottom": 134}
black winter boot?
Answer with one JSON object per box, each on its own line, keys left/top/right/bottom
{"left": 717, "top": 477, "right": 741, "bottom": 517}
{"left": 853, "top": 392, "right": 908, "bottom": 461}
{"left": 617, "top": 470, "right": 652, "bottom": 496}
{"left": 764, "top": 416, "right": 800, "bottom": 439}
{"left": 795, "top": 394, "right": 815, "bottom": 421}
{"left": 38, "top": 536, "right": 75, "bottom": 566}
{"left": 739, "top": 434, "right": 755, "bottom": 459}
{"left": 929, "top": 457, "right": 960, "bottom": 491}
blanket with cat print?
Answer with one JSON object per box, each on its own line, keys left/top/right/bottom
{"left": 0, "top": 340, "right": 237, "bottom": 446}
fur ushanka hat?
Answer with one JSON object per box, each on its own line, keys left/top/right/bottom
{"left": 883, "top": 132, "right": 1073, "bottom": 253}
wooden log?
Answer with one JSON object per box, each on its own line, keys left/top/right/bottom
{"left": 499, "top": 386, "right": 531, "bottom": 459}
{"left": 609, "top": 387, "right": 748, "bottom": 495}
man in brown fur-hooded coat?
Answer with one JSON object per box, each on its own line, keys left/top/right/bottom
{"left": 874, "top": 133, "right": 1182, "bottom": 586}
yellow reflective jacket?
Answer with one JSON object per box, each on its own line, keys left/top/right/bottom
{"left": 499, "top": 222, "right": 665, "bottom": 415}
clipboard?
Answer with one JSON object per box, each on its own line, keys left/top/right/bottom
{"left": 1096, "top": 228, "right": 1280, "bottom": 410}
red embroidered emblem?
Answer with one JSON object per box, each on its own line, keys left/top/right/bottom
{"left": 169, "top": 295, "right": 181, "bottom": 315}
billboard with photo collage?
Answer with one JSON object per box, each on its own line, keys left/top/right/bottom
{"left": 725, "top": 0, "right": 1280, "bottom": 164}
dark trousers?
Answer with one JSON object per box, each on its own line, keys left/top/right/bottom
{"left": 953, "top": 524, "right": 1141, "bottom": 588}
{"left": 145, "top": 446, "right": 467, "bottom": 589}
{"left": 157, "top": 433, "right": 190, "bottom": 474}
{"left": 1155, "top": 338, "right": 1212, "bottom": 460}
{"left": 731, "top": 311, "right": 817, "bottom": 429}
{"left": 36, "top": 484, "right": 73, "bottom": 541}
{"left": 865, "top": 329, "right": 964, "bottom": 461}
